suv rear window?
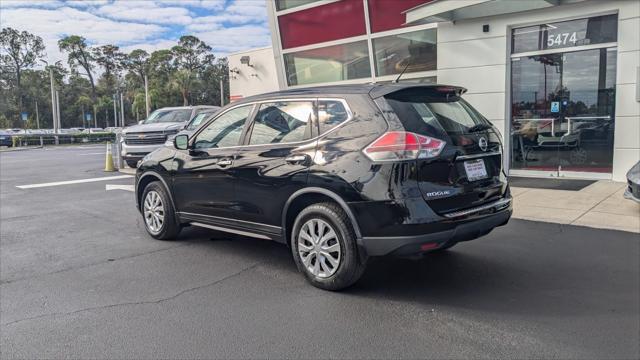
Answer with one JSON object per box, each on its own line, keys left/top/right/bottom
{"left": 384, "top": 90, "right": 488, "bottom": 137}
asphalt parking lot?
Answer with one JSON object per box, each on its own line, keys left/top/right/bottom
{"left": 1, "top": 145, "right": 639, "bottom": 359}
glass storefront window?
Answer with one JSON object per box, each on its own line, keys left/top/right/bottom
{"left": 512, "top": 14, "right": 618, "bottom": 54}
{"left": 275, "top": 0, "right": 320, "bottom": 11}
{"left": 372, "top": 29, "right": 437, "bottom": 77}
{"left": 510, "top": 48, "right": 617, "bottom": 174}
{"left": 284, "top": 41, "right": 371, "bottom": 86}
{"left": 510, "top": 14, "right": 619, "bottom": 175}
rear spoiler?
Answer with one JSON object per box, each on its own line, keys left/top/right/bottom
{"left": 369, "top": 84, "right": 467, "bottom": 99}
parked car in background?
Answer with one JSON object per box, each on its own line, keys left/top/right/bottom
{"left": 88, "top": 128, "right": 104, "bottom": 133}
{"left": 135, "top": 84, "right": 512, "bottom": 290}
{"left": 5, "top": 128, "right": 25, "bottom": 135}
{"left": 25, "top": 129, "right": 46, "bottom": 135}
{"left": 624, "top": 161, "right": 640, "bottom": 203}
{"left": 0, "top": 130, "right": 13, "bottom": 147}
{"left": 121, "top": 106, "right": 220, "bottom": 168}
{"left": 64, "top": 128, "right": 85, "bottom": 134}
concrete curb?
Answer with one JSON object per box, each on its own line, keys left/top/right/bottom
{"left": 0, "top": 146, "right": 44, "bottom": 152}
{"left": 119, "top": 167, "right": 136, "bottom": 175}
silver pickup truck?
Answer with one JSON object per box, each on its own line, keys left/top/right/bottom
{"left": 120, "top": 106, "right": 220, "bottom": 168}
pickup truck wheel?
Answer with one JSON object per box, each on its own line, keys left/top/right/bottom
{"left": 292, "top": 202, "right": 366, "bottom": 291}
{"left": 141, "top": 182, "right": 180, "bottom": 240}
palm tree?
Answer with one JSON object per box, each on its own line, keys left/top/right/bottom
{"left": 171, "top": 69, "right": 196, "bottom": 106}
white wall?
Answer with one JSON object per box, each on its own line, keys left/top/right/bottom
{"left": 437, "top": 0, "right": 640, "bottom": 181}
{"left": 228, "top": 47, "right": 280, "bottom": 101}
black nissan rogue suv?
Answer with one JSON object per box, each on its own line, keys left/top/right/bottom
{"left": 135, "top": 84, "right": 512, "bottom": 290}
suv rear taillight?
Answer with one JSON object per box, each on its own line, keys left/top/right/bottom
{"left": 363, "top": 131, "right": 445, "bottom": 162}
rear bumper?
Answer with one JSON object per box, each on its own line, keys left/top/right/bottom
{"left": 354, "top": 197, "right": 512, "bottom": 256}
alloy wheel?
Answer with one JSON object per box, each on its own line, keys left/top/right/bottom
{"left": 143, "top": 190, "right": 164, "bottom": 234}
{"left": 297, "top": 218, "right": 341, "bottom": 278}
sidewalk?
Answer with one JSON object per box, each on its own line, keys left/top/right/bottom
{"left": 512, "top": 180, "right": 640, "bottom": 233}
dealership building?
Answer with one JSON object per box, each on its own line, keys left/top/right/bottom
{"left": 228, "top": 0, "right": 639, "bottom": 181}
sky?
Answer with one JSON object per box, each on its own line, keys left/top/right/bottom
{"left": 0, "top": 0, "right": 272, "bottom": 63}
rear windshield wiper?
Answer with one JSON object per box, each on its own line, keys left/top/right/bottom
{"left": 467, "top": 123, "right": 493, "bottom": 133}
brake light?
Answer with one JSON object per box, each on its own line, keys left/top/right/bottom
{"left": 363, "top": 131, "right": 445, "bottom": 162}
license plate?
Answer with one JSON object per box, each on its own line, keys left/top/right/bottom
{"left": 464, "top": 159, "right": 488, "bottom": 181}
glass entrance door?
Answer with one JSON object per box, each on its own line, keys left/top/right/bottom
{"left": 510, "top": 47, "right": 616, "bottom": 176}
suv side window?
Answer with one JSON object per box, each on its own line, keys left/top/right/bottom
{"left": 193, "top": 105, "right": 253, "bottom": 149}
{"left": 318, "top": 100, "right": 349, "bottom": 134}
{"left": 248, "top": 101, "right": 314, "bottom": 145}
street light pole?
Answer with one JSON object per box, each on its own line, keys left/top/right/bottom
{"left": 113, "top": 93, "right": 118, "bottom": 127}
{"left": 144, "top": 74, "right": 150, "bottom": 118}
{"left": 49, "top": 67, "right": 58, "bottom": 134}
{"left": 55, "top": 90, "right": 61, "bottom": 130}
{"left": 35, "top": 100, "right": 40, "bottom": 129}
{"left": 220, "top": 78, "right": 224, "bottom": 106}
{"left": 120, "top": 93, "right": 125, "bottom": 127}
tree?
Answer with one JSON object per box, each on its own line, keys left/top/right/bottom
{"left": 171, "top": 69, "right": 197, "bottom": 106}
{"left": 172, "top": 35, "right": 212, "bottom": 73}
{"left": 171, "top": 36, "right": 213, "bottom": 106}
{"left": 0, "top": 31, "right": 231, "bottom": 130}
{"left": 74, "top": 95, "right": 93, "bottom": 127}
{"left": 147, "top": 49, "right": 178, "bottom": 108}
{"left": 0, "top": 28, "right": 45, "bottom": 120}
{"left": 131, "top": 92, "right": 146, "bottom": 121}
{"left": 58, "top": 36, "right": 96, "bottom": 102}
{"left": 124, "top": 49, "right": 149, "bottom": 82}
{"left": 93, "top": 44, "right": 124, "bottom": 93}
{"left": 96, "top": 95, "right": 114, "bottom": 128}
{"left": 61, "top": 72, "right": 91, "bottom": 128}
{"left": 0, "top": 114, "right": 12, "bottom": 129}
{"left": 198, "top": 57, "right": 229, "bottom": 106}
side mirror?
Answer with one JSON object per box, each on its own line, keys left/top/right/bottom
{"left": 174, "top": 134, "right": 189, "bottom": 150}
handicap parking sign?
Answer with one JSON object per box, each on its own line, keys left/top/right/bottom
{"left": 550, "top": 101, "right": 560, "bottom": 113}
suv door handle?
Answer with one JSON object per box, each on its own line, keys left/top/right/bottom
{"left": 285, "top": 154, "right": 309, "bottom": 165}
{"left": 217, "top": 158, "right": 233, "bottom": 167}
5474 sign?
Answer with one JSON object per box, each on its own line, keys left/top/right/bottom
{"left": 547, "top": 32, "right": 579, "bottom": 48}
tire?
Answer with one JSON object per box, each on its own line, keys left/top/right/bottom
{"left": 126, "top": 160, "right": 138, "bottom": 168}
{"left": 291, "top": 202, "right": 367, "bottom": 291}
{"left": 141, "top": 181, "right": 181, "bottom": 240}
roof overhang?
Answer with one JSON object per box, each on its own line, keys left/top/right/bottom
{"left": 405, "top": 0, "right": 582, "bottom": 25}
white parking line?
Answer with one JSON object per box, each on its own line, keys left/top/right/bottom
{"left": 106, "top": 184, "right": 135, "bottom": 192}
{"left": 16, "top": 175, "right": 133, "bottom": 189}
